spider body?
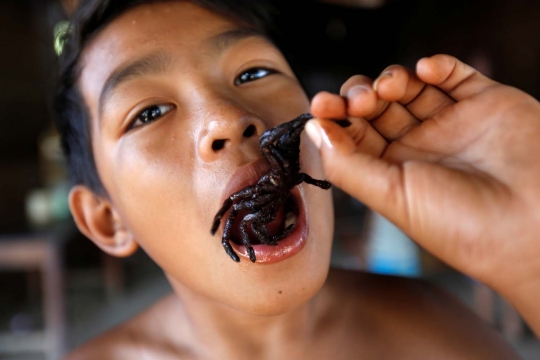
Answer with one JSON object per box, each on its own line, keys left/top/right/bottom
{"left": 210, "top": 113, "right": 348, "bottom": 263}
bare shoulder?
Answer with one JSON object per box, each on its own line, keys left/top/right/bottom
{"left": 62, "top": 294, "right": 187, "bottom": 360}
{"left": 62, "top": 321, "right": 139, "bottom": 360}
{"left": 326, "top": 268, "right": 520, "bottom": 359}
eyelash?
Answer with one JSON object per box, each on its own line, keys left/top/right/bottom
{"left": 128, "top": 104, "right": 174, "bottom": 130}
{"left": 126, "top": 68, "right": 273, "bottom": 131}
{"left": 234, "top": 67, "right": 275, "bottom": 85}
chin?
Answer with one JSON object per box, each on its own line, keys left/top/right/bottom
{"left": 230, "top": 262, "right": 331, "bottom": 318}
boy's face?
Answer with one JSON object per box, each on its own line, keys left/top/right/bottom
{"left": 78, "top": 1, "right": 333, "bottom": 315}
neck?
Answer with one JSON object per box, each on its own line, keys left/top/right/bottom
{"left": 164, "top": 274, "right": 333, "bottom": 359}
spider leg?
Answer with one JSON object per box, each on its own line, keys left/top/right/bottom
{"left": 273, "top": 223, "right": 295, "bottom": 242}
{"left": 297, "top": 173, "right": 331, "bottom": 190}
{"left": 221, "top": 204, "right": 240, "bottom": 262}
{"left": 220, "top": 193, "right": 276, "bottom": 263}
{"left": 211, "top": 198, "right": 233, "bottom": 235}
{"left": 211, "top": 184, "right": 265, "bottom": 235}
{"left": 220, "top": 199, "right": 268, "bottom": 262}
{"left": 252, "top": 220, "right": 295, "bottom": 246}
{"left": 251, "top": 221, "right": 278, "bottom": 246}
{"left": 250, "top": 193, "right": 292, "bottom": 246}
{"left": 240, "top": 213, "right": 259, "bottom": 263}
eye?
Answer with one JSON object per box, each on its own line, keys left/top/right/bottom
{"left": 129, "top": 104, "right": 174, "bottom": 130}
{"left": 234, "top": 68, "right": 275, "bottom": 85}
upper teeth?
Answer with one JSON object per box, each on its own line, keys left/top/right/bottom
{"left": 284, "top": 210, "right": 297, "bottom": 228}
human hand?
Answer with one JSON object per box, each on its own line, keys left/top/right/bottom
{"left": 307, "top": 54, "right": 540, "bottom": 334}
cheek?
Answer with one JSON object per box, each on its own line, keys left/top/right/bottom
{"left": 101, "top": 129, "right": 210, "bottom": 265}
{"left": 300, "top": 131, "right": 335, "bottom": 270}
{"left": 98, "top": 125, "right": 250, "bottom": 301}
{"left": 243, "top": 80, "right": 311, "bottom": 126}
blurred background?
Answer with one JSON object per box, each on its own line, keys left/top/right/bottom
{"left": 0, "top": 0, "right": 538, "bottom": 359}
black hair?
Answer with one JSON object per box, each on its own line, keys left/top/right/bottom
{"left": 54, "top": 0, "right": 275, "bottom": 197}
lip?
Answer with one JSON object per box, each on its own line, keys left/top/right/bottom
{"left": 218, "top": 158, "right": 270, "bottom": 206}
{"left": 230, "top": 187, "right": 307, "bottom": 264}
{"left": 214, "top": 159, "right": 309, "bottom": 264}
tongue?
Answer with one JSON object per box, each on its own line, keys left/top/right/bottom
{"left": 231, "top": 204, "right": 286, "bottom": 244}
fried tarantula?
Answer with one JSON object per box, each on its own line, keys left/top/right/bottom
{"left": 210, "top": 113, "right": 351, "bottom": 263}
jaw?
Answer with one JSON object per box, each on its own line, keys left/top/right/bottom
{"left": 160, "top": 178, "right": 334, "bottom": 318}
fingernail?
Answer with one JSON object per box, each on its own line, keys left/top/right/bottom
{"left": 305, "top": 121, "right": 322, "bottom": 149}
{"left": 347, "top": 85, "right": 369, "bottom": 99}
{"left": 307, "top": 119, "right": 358, "bottom": 155}
{"left": 306, "top": 120, "right": 337, "bottom": 150}
{"left": 373, "top": 71, "right": 392, "bottom": 92}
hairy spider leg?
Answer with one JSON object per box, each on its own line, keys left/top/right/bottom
{"left": 211, "top": 198, "right": 233, "bottom": 235}
{"left": 222, "top": 204, "right": 241, "bottom": 262}
{"left": 273, "top": 223, "right": 295, "bottom": 241}
{"left": 252, "top": 218, "right": 295, "bottom": 246}
{"left": 239, "top": 213, "right": 260, "bottom": 262}
{"left": 232, "top": 192, "right": 277, "bottom": 262}
{"left": 211, "top": 185, "right": 264, "bottom": 235}
{"left": 297, "top": 173, "right": 331, "bottom": 190}
{"left": 246, "top": 192, "right": 286, "bottom": 246}
{"left": 251, "top": 221, "right": 277, "bottom": 245}
{"left": 221, "top": 197, "right": 270, "bottom": 262}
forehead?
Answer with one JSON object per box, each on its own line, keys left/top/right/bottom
{"left": 79, "top": 1, "right": 244, "bottom": 117}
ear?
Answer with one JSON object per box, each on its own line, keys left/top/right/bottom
{"left": 68, "top": 185, "right": 138, "bottom": 257}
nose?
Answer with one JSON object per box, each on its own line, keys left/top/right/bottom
{"left": 197, "top": 100, "right": 266, "bottom": 163}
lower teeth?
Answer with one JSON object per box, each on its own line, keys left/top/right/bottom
{"left": 284, "top": 211, "right": 297, "bottom": 228}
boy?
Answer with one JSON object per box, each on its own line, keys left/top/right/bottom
{"left": 57, "top": 0, "right": 518, "bottom": 358}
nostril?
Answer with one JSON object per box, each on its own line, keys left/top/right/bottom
{"left": 243, "top": 124, "right": 256, "bottom": 138}
{"left": 212, "top": 139, "right": 226, "bottom": 151}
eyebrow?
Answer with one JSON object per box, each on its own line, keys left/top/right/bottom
{"left": 97, "top": 27, "right": 265, "bottom": 120}
{"left": 206, "top": 27, "right": 264, "bottom": 54}
{"left": 98, "top": 52, "right": 175, "bottom": 118}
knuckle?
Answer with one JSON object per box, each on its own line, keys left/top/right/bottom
{"left": 340, "top": 74, "right": 373, "bottom": 95}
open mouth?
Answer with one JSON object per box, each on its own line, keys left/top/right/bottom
{"left": 213, "top": 158, "right": 310, "bottom": 264}
{"left": 227, "top": 187, "right": 308, "bottom": 264}
{"left": 229, "top": 195, "right": 299, "bottom": 246}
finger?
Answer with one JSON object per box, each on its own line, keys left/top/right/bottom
{"left": 370, "top": 101, "right": 420, "bottom": 141}
{"left": 339, "top": 75, "right": 386, "bottom": 119}
{"left": 311, "top": 91, "right": 348, "bottom": 120}
{"left": 342, "top": 68, "right": 422, "bottom": 140}
{"left": 416, "top": 54, "right": 498, "bottom": 101}
{"left": 311, "top": 91, "right": 388, "bottom": 149}
{"left": 339, "top": 75, "right": 422, "bottom": 142}
{"left": 304, "top": 119, "right": 474, "bottom": 261}
{"left": 308, "top": 117, "right": 387, "bottom": 157}
{"left": 340, "top": 73, "right": 421, "bottom": 141}
{"left": 374, "top": 65, "right": 455, "bottom": 121}
{"left": 304, "top": 118, "right": 411, "bottom": 228}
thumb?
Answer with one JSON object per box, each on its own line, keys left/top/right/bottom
{"left": 305, "top": 119, "right": 410, "bottom": 229}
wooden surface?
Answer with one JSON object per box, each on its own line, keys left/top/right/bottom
{"left": 0, "top": 234, "right": 66, "bottom": 360}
